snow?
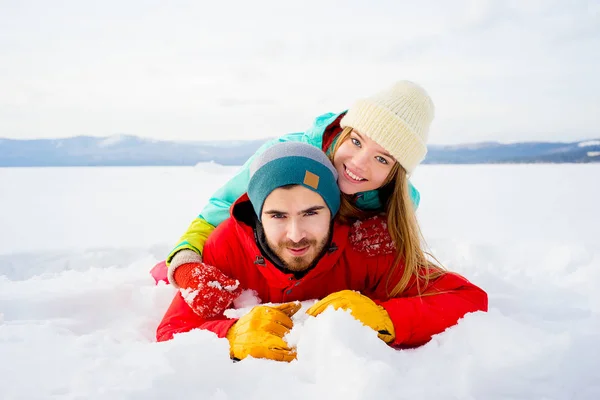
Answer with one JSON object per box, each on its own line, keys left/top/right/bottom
{"left": 1, "top": 164, "right": 600, "bottom": 399}
{"left": 588, "top": 151, "right": 600, "bottom": 157}
{"left": 194, "top": 161, "right": 240, "bottom": 175}
{"left": 350, "top": 217, "right": 394, "bottom": 256}
{"left": 207, "top": 280, "right": 240, "bottom": 292}
{"left": 578, "top": 140, "right": 600, "bottom": 147}
{"left": 180, "top": 287, "right": 201, "bottom": 303}
{"left": 231, "top": 289, "right": 262, "bottom": 311}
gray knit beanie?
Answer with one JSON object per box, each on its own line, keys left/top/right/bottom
{"left": 248, "top": 142, "right": 340, "bottom": 220}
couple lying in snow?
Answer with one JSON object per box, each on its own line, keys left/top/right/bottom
{"left": 155, "top": 81, "right": 488, "bottom": 361}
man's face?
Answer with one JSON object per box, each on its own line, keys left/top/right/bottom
{"left": 261, "top": 185, "right": 332, "bottom": 272}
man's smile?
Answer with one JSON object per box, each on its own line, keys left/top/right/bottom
{"left": 287, "top": 246, "right": 310, "bottom": 257}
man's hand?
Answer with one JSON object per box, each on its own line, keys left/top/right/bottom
{"left": 227, "top": 302, "right": 301, "bottom": 362}
{"left": 306, "top": 290, "right": 395, "bottom": 343}
{"left": 174, "top": 262, "right": 242, "bottom": 319}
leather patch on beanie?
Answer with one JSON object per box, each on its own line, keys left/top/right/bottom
{"left": 303, "top": 170, "right": 320, "bottom": 189}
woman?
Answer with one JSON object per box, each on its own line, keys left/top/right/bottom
{"left": 167, "top": 80, "right": 436, "bottom": 298}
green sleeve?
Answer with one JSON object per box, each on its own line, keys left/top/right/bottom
{"left": 165, "top": 217, "right": 215, "bottom": 264}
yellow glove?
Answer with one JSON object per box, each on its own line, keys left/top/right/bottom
{"left": 226, "top": 302, "right": 301, "bottom": 362}
{"left": 306, "top": 290, "right": 395, "bottom": 343}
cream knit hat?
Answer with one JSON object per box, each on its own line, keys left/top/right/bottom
{"left": 340, "top": 80, "right": 434, "bottom": 174}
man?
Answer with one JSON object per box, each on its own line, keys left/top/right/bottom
{"left": 156, "top": 142, "right": 487, "bottom": 362}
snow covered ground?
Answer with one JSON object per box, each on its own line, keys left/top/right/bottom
{"left": 1, "top": 164, "right": 599, "bottom": 399}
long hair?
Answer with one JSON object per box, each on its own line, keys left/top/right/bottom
{"left": 329, "top": 127, "right": 445, "bottom": 298}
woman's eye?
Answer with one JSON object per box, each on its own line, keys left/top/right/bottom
{"left": 375, "top": 156, "right": 388, "bottom": 164}
{"left": 351, "top": 138, "right": 361, "bottom": 147}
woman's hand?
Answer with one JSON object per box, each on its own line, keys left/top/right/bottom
{"left": 306, "top": 290, "right": 395, "bottom": 343}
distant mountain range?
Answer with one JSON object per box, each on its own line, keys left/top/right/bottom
{"left": 423, "top": 139, "right": 600, "bottom": 165}
{"left": 1, "top": 135, "right": 599, "bottom": 167}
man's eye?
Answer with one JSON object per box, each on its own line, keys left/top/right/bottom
{"left": 272, "top": 214, "right": 286, "bottom": 219}
{"left": 304, "top": 211, "right": 317, "bottom": 217}
{"left": 351, "top": 138, "right": 361, "bottom": 147}
{"left": 376, "top": 156, "right": 388, "bottom": 164}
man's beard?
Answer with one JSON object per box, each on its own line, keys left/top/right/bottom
{"left": 266, "top": 234, "right": 330, "bottom": 272}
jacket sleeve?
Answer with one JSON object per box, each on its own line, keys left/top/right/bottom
{"left": 158, "top": 220, "right": 243, "bottom": 342}
{"left": 376, "top": 272, "right": 488, "bottom": 348}
{"left": 166, "top": 217, "right": 215, "bottom": 264}
{"left": 156, "top": 292, "right": 237, "bottom": 342}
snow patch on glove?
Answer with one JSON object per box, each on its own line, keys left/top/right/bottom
{"left": 180, "top": 288, "right": 200, "bottom": 303}
{"left": 207, "top": 280, "right": 240, "bottom": 292}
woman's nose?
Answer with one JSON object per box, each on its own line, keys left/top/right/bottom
{"left": 350, "top": 151, "right": 369, "bottom": 171}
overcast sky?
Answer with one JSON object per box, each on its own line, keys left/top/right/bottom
{"left": 1, "top": 0, "right": 599, "bottom": 144}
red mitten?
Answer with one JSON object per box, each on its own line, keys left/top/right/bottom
{"left": 173, "top": 263, "right": 242, "bottom": 318}
{"left": 349, "top": 215, "right": 396, "bottom": 256}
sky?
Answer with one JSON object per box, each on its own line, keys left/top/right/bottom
{"left": 1, "top": 0, "right": 599, "bottom": 145}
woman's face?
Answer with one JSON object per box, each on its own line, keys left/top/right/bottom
{"left": 333, "top": 130, "right": 396, "bottom": 195}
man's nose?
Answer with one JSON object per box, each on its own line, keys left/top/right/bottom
{"left": 286, "top": 219, "right": 306, "bottom": 243}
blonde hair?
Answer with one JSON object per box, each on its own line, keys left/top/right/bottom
{"left": 330, "top": 127, "right": 445, "bottom": 298}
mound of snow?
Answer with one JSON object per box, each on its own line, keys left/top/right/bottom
{"left": 194, "top": 161, "right": 239, "bottom": 175}
{"left": 1, "top": 164, "right": 599, "bottom": 398}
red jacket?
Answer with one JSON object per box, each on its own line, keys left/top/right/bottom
{"left": 157, "top": 195, "right": 488, "bottom": 347}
